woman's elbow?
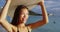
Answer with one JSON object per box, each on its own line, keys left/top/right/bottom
{"left": 0, "top": 18, "right": 5, "bottom": 23}
{"left": 43, "top": 17, "right": 49, "bottom": 24}
{"left": 44, "top": 19, "right": 49, "bottom": 24}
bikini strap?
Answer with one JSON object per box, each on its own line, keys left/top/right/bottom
{"left": 27, "top": 27, "right": 29, "bottom": 32}
{"left": 27, "top": 26, "right": 32, "bottom": 32}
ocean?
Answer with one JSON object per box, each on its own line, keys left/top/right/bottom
{"left": 0, "top": 15, "right": 60, "bottom": 32}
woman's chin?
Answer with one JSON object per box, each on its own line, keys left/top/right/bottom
{"left": 20, "top": 19, "right": 27, "bottom": 23}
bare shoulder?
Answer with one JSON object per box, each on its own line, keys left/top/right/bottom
{"left": 10, "top": 24, "right": 17, "bottom": 29}
{"left": 10, "top": 24, "right": 17, "bottom": 28}
{"left": 10, "top": 24, "right": 17, "bottom": 32}
{"left": 5, "top": 19, "right": 17, "bottom": 31}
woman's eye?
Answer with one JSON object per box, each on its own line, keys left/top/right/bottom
{"left": 21, "top": 14, "right": 24, "bottom": 16}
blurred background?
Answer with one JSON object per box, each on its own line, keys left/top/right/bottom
{"left": 0, "top": 0, "right": 60, "bottom": 32}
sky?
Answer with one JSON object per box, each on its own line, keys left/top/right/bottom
{"left": 0, "top": 0, "right": 5, "bottom": 8}
{"left": 31, "top": 0, "right": 60, "bottom": 16}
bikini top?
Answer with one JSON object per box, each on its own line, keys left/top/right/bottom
{"left": 17, "top": 27, "right": 30, "bottom": 32}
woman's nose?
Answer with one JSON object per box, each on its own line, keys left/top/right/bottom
{"left": 23, "top": 15, "right": 25, "bottom": 18}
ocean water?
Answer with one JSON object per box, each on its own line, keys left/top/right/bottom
{"left": 0, "top": 15, "right": 60, "bottom": 32}
{"left": 27, "top": 15, "right": 60, "bottom": 32}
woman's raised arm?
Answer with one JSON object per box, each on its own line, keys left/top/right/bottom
{"left": 0, "top": 0, "right": 11, "bottom": 20}
{"left": 0, "top": 0, "right": 13, "bottom": 32}
{"left": 27, "top": 0, "right": 49, "bottom": 29}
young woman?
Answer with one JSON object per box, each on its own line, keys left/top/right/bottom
{"left": 0, "top": 0, "right": 48, "bottom": 32}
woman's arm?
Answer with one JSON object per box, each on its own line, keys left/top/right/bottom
{"left": 27, "top": 0, "right": 48, "bottom": 29}
{"left": 0, "top": 0, "right": 11, "bottom": 20}
{"left": 0, "top": 0, "right": 12, "bottom": 32}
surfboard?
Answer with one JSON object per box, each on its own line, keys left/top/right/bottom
{"left": 7, "top": 0, "right": 42, "bottom": 18}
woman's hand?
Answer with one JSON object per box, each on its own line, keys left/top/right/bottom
{"left": 37, "top": 0, "right": 44, "bottom": 6}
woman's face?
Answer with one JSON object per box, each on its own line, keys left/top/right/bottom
{"left": 19, "top": 8, "right": 29, "bottom": 23}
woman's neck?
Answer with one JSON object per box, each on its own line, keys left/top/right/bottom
{"left": 17, "top": 23, "right": 25, "bottom": 27}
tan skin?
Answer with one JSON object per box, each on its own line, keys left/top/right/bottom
{"left": 0, "top": 0, "right": 48, "bottom": 32}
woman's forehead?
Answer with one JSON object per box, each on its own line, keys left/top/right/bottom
{"left": 21, "top": 9, "right": 29, "bottom": 13}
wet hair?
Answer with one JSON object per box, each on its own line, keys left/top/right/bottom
{"left": 11, "top": 5, "right": 28, "bottom": 26}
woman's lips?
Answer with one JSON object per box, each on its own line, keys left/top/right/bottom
{"left": 22, "top": 18, "right": 26, "bottom": 21}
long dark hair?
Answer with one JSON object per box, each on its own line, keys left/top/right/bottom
{"left": 11, "top": 5, "right": 28, "bottom": 26}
